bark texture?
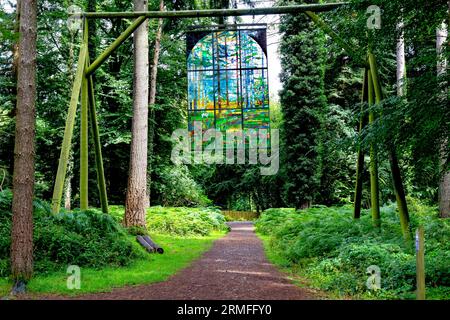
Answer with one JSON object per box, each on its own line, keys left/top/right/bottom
{"left": 396, "top": 20, "right": 406, "bottom": 97}
{"left": 146, "top": 0, "right": 164, "bottom": 208}
{"left": 11, "top": 0, "right": 37, "bottom": 281}
{"left": 124, "top": 0, "right": 149, "bottom": 227}
{"left": 437, "top": 19, "right": 449, "bottom": 218}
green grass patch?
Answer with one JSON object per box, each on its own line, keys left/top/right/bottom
{"left": 0, "top": 231, "right": 225, "bottom": 296}
{"left": 0, "top": 189, "right": 229, "bottom": 296}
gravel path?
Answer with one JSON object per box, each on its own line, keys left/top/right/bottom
{"left": 31, "top": 222, "right": 314, "bottom": 300}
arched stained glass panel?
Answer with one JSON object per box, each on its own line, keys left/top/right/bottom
{"left": 186, "top": 28, "right": 270, "bottom": 134}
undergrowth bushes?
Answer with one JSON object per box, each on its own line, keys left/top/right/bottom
{"left": 0, "top": 190, "right": 228, "bottom": 279}
{"left": 0, "top": 189, "right": 145, "bottom": 277}
{"left": 110, "top": 206, "right": 229, "bottom": 236}
{"left": 256, "top": 203, "right": 450, "bottom": 299}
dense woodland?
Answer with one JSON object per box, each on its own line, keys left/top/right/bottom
{"left": 0, "top": 0, "right": 448, "bottom": 299}
{"left": 1, "top": 0, "right": 448, "bottom": 212}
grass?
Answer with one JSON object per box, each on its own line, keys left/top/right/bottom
{"left": 0, "top": 231, "right": 225, "bottom": 297}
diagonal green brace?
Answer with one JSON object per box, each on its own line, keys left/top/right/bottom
{"left": 353, "top": 68, "right": 368, "bottom": 219}
{"left": 51, "top": 38, "right": 87, "bottom": 214}
{"left": 304, "top": 11, "right": 366, "bottom": 67}
{"left": 367, "top": 70, "right": 381, "bottom": 228}
{"left": 80, "top": 22, "right": 89, "bottom": 211}
{"left": 368, "top": 53, "right": 411, "bottom": 240}
{"left": 85, "top": 16, "right": 147, "bottom": 76}
{"left": 86, "top": 56, "right": 109, "bottom": 213}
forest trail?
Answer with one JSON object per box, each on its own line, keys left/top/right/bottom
{"left": 33, "top": 222, "right": 315, "bottom": 300}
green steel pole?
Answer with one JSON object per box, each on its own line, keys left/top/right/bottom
{"left": 368, "top": 53, "right": 411, "bottom": 239}
{"left": 367, "top": 70, "right": 381, "bottom": 228}
{"left": 353, "top": 68, "right": 368, "bottom": 219}
{"left": 86, "top": 57, "right": 109, "bottom": 214}
{"left": 304, "top": 11, "right": 365, "bottom": 67}
{"left": 80, "top": 21, "right": 89, "bottom": 210}
{"left": 51, "top": 35, "right": 87, "bottom": 213}
{"left": 83, "top": 4, "right": 349, "bottom": 19}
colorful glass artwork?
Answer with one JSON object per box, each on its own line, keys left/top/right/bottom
{"left": 186, "top": 28, "right": 270, "bottom": 140}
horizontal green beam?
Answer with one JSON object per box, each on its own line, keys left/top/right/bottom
{"left": 83, "top": 3, "right": 348, "bottom": 19}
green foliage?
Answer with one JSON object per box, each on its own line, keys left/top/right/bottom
{"left": 0, "top": 189, "right": 145, "bottom": 278}
{"left": 152, "top": 165, "right": 211, "bottom": 207}
{"left": 0, "top": 231, "right": 226, "bottom": 296}
{"left": 256, "top": 203, "right": 450, "bottom": 299}
{"left": 279, "top": 0, "right": 328, "bottom": 208}
{"left": 109, "top": 205, "right": 229, "bottom": 237}
{"left": 146, "top": 206, "right": 229, "bottom": 236}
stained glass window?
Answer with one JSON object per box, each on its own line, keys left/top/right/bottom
{"left": 186, "top": 28, "right": 270, "bottom": 139}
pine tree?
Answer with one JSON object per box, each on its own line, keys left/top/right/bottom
{"left": 10, "top": 0, "right": 37, "bottom": 291}
{"left": 279, "top": 0, "right": 327, "bottom": 209}
{"left": 124, "top": 0, "right": 149, "bottom": 228}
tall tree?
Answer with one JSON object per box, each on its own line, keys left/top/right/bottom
{"left": 146, "top": 0, "right": 164, "bottom": 208}
{"left": 124, "top": 0, "right": 149, "bottom": 228}
{"left": 437, "top": 14, "right": 449, "bottom": 218}
{"left": 10, "top": 0, "right": 37, "bottom": 291}
{"left": 396, "top": 19, "right": 406, "bottom": 97}
{"left": 279, "top": 0, "right": 327, "bottom": 209}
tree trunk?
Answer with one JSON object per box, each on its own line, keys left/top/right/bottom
{"left": 9, "top": 0, "right": 21, "bottom": 121}
{"left": 437, "top": 18, "right": 449, "bottom": 218}
{"left": 394, "top": 20, "right": 412, "bottom": 240}
{"left": 12, "top": 0, "right": 21, "bottom": 82}
{"left": 124, "top": 0, "right": 149, "bottom": 228}
{"left": 10, "top": 0, "right": 37, "bottom": 285}
{"left": 63, "top": 151, "right": 73, "bottom": 210}
{"left": 146, "top": 0, "right": 164, "bottom": 208}
{"left": 396, "top": 20, "right": 406, "bottom": 97}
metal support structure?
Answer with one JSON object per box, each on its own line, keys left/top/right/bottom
{"left": 304, "top": 11, "right": 364, "bottom": 66}
{"left": 367, "top": 70, "right": 381, "bottom": 228}
{"left": 80, "top": 21, "right": 89, "bottom": 210}
{"left": 52, "top": 19, "right": 109, "bottom": 214}
{"left": 353, "top": 68, "right": 368, "bottom": 219}
{"left": 368, "top": 53, "right": 411, "bottom": 239}
{"left": 51, "top": 34, "right": 87, "bottom": 214}
{"left": 86, "top": 16, "right": 147, "bottom": 76}
{"left": 82, "top": 3, "right": 348, "bottom": 19}
{"left": 53, "top": 3, "right": 411, "bottom": 228}
{"left": 87, "top": 58, "right": 109, "bottom": 213}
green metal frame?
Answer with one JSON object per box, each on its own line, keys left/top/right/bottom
{"left": 51, "top": 3, "right": 410, "bottom": 235}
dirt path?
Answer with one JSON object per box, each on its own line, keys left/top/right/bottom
{"left": 33, "top": 222, "right": 314, "bottom": 300}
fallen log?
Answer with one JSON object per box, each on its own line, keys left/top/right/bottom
{"left": 136, "top": 235, "right": 156, "bottom": 253}
{"left": 143, "top": 235, "right": 164, "bottom": 254}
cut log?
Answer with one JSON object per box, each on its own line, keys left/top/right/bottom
{"left": 136, "top": 235, "right": 155, "bottom": 253}
{"left": 143, "top": 235, "right": 164, "bottom": 254}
